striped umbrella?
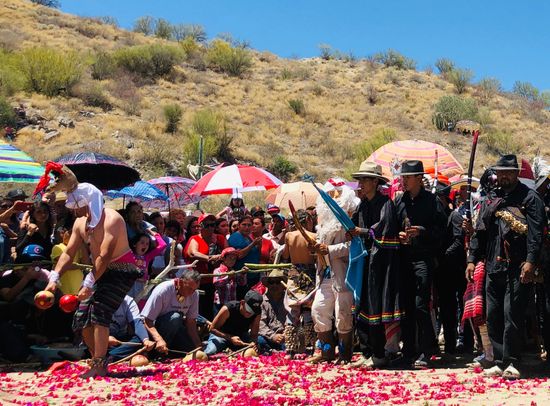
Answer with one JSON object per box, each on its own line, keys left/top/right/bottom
{"left": 141, "top": 176, "right": 202, "bottom": 211}
{"left": 189, "top": 164, "right": 282, "bottom": 196}
{"left": 367, "top": 139, "right": 464, "bottom": 180}
{"left": 0, "top": 141, "right": 44, "bottom": 183}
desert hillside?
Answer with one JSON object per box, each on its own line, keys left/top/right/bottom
{"left": 1, "top": 0, "right": 549, "bottom": 190}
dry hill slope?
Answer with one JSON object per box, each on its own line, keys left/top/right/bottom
{"left": 1, "top": 0, "right": 549, "bottom": 185}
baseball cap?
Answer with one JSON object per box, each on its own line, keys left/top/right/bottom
{"left": 6, "top": 189, "right": 28, "bottom": 201}
{"left": 18, "top": 244, "right": 46, "bottom": 263}
{"left": 197, "top": 213, "right": 216, "bottom": 225}
{"left": 244, "top": 290, "right": 263, "bottom": 315}
{"left": 221, "top": 247, "right": 238, "bottom": 258}
{"left": 266, "top": 204, "right": 280, "bottom": 215}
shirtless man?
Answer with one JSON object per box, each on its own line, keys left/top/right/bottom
{"left": 281, "top": 209, "right": 316, "bottom": 357}
{"left": 46, "top": 183, "right": 142, "bottom": 378}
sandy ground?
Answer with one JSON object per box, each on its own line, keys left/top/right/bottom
{"left": 0, "top": 354, "right": 549, "bottom": 405}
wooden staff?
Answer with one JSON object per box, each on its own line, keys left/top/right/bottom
{"left": 227, "top": 343, "right": 254, "bottom": 358}
{"left": 110, "top": 346, "right": 147, "bottom": 366}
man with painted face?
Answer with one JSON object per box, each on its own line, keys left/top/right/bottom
{"left": 40, "top": 164, "right": 142, "bottom": 378}
{"left": 467, "top": 154, "right": 545, "bottom": 379}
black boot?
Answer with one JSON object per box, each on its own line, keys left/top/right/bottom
{"left": 336, "top": 332, "right": 353, "bottom": 364}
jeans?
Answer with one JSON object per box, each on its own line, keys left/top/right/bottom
{"left": 400, "top": 254, "right": 438, "bottom": 358}
{"left": 204, "top": 332, "right": 250, "bottom": 355}
{"left": 486, "top": 270, "right": 531, "bottom": 368}
{"left": 108, "top": 335, "right": 142, "bottom": 361}
{"left": 156, "top": 311, "right": 195, "bottom": 352}
{"left": 257, "top": 335, "right": 285, "bottom": 353}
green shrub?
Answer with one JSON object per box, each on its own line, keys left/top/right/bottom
{"left": 113, "top": 44, "right": 184, "bottom": 80}
{"left": 373, "top": 49, "right": 416, "bottom": 70}
{"left": 0, "top": 96, "right": 16, "bottom": 128}
{"left": 318, "top": 44, "right": 334, "bottom": 60}
{"left": 172, "top": 24, "right": 207, "bottom": 43}
{"left": 206, "top": 40, "right": 252, "bottom": 77}
{"left": 268, "top": 156, "right": 297, "bottom": 182}
{"left": 512, "top": 81, "right": 539, "bottom": 102}
{"left": 432, "top": 95, "right": 478, "bottom": 131}
{"left": 91, "top": 52, "right": 116, "bottom": 80}
{"left": 18, "top": 47, "right": 83, "bottom": 96}
{"left": 482, "top": 129, "right": 522, "bottom": 155}
{"left": 288, "top": 99, "right": 305, "bottom": 116}
{"left": 163, "top": 103, "right": 183, "bottom": 133}
{"left": 447, "top": 68, "right": 473, "bottom": 94}
{"left": 189, "top": 109, "right": 233, "bottom": 161}
{"left": 0, "top": 50, "right": 24, "bottom": 96}
{"left": 434, "top": 58, "right": 455, "bottom": 75}
{"left": 154, "top": 18, "right": 173, "bottom": 40}
{"left": 355, "top": 128, "right": 397, "bottom": 160}
{"left": 365, "top": 85, "right": 378, "bottom": 105}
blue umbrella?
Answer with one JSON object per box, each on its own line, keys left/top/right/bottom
{"left": 106, "top": 181, "right": 168, "bottom": 202}
{"left": 307, "top": 177, "right": 368, "bottom": 305}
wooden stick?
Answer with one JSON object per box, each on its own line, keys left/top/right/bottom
{"left": 168, "top": 346, "right": 202, "bottom": 356}
{"left": 198, "top": 268, "right": 279, "bottom": 278}
{"left": 227, "top": 343, "right": 254, "bottom": 358}
{"left": 0, "top": 261, "right": 93, "bottom": 272}
{"left": 110, "top": 346, "right": 147, "bottom": 366}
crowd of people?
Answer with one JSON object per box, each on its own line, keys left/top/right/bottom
{"left": 1, "top": 154, "right": 550, "bottom": 381}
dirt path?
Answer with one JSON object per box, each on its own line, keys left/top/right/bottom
{"left": 0, "top": 355, "right": 549, "bottom": 405}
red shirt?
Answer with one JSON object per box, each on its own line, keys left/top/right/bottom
{"left": 183, "top": 234, "right": 226, "bottom": 284}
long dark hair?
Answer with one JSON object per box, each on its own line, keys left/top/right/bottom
{"left": 30, "top": 201, "right": 53, "bottom": 232}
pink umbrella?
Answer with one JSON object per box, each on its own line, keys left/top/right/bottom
{"left": 189, "top": 164, "right": 282, "bottom": 196}
{"left": 142, "top": 176, "right": 202, "bottom": 210}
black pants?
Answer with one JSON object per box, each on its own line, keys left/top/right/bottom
{"left": 435, "top": 255, "right": 473, "bottom": 354}
{"left": 199, "top": 283, "right": 215, "bottom": 322}
{"left": 400, "top": 254, "right": 438, "bottom": 358}
{"left": 486, "top": 270, "right": 531, "bottom": 368}
{"left": 357, "top": 321, "right": 386, "bottom": 359}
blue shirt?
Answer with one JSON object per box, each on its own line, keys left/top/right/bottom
{"left": 228, "top": 231, "right": 260, "bottom": 270}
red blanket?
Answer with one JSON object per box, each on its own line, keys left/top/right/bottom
{"left": 462, "top": 261, "right": 486, "bottom": 327}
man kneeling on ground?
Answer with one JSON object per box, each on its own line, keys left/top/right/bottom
{"left": 141, "top": 270, "right": 202, "bottom": 355}
{"left": 205, "top": 290, "right": 262, "bottom": 355}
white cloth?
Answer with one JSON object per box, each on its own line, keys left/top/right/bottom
{"left": 311, "top": 278, "right": 353, "bottom": 334}
{"left": 65, "top": 183, "right": 104, "bottom": 230}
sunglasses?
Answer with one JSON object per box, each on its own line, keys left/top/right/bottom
{"left": 202, "top": 223, "right": 216, "bottom": 228}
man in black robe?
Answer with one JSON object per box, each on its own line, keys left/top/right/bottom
{"left": 348, "top": 161, "right": 402, "bottom": 368}
{"left": 468, "top": 154, "right": 545, "bottom": 379}
{"left": 395, "top": 160, "right": 447, "bottom": 368}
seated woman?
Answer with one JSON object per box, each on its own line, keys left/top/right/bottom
{"left": 16, "top": 201, "right": 53, "bottom": 260}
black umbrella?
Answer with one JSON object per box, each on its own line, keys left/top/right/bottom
{"left": 55, "top": 152, "right": 140, "bottom": 190}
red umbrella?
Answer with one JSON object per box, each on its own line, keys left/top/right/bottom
{"left": 188, "top": 164, "right": 282, "bottom": 196}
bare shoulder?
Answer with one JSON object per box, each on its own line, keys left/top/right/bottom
{"left": 104, "top": 208, "right": 125, "bottom": 226}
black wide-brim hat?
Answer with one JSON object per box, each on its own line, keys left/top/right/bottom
{"left": 492, "top": 154, "right": 521, "bottom": 171}
{"left": 399, "top": 160, "right": 425, "bottom": 176}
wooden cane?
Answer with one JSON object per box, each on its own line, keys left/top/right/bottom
{"left": 110, "top": 346, "right": 147, "bottom": 366}
{"left": 227, "top": 343, "right": 254, "bottom": 358}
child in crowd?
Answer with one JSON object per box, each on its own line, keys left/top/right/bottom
{"left": 51, "top": 225, "right": 90, "bottom": 296}
{"left": 213, "top": 247, "right": 247, "bottom": 314}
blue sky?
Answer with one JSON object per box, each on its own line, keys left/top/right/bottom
{"left": 60, "top": 0, "right": 550, "bottom": 91}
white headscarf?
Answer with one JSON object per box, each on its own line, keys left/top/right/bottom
{"left": 65, "top": 183, "right": 104, "bottom": 230}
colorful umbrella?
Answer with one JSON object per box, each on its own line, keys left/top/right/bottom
{"left": 367, "top": 139, "right": 464, "bottom": 180}
{"left": 189, "top": 164, "right": 282, "bottom": 196}
{"left": 0, "top": 141, "right": 44, "bottom": 183}
{"left": 55, "top": 152, "right": 140, "bottom": 190}
{"left": 106, "top": 181, "right": 168, "bottom": 202}
{"left": 265, "top": 181, "right": 322, "bottom": 211}
{"left": 142, "top": 176, "right": 202, "bottom": 211}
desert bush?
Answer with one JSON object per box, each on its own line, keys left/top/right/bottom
{"left": 113, "top": 44, "right": 184, "bottom": 81}
{"left": 108, "top": 73, "right": 141, "bottom": 115}
{"left": 133, "top": 16, "right": 154, "bottom": 36}
{"left": 163, "top": 104, "right": 183, "bottom": 133}
{"left": 309, "top": 84, "right": 324, "bottom": 96}
{"left": 365, "top": 85, "right": 378, "bottom": 105}
{"left": 206, "top": 40, "right": 252, "bottom": 77}
{"left": 447, "top": 68, "right": 473, "bottom": 94}
{"left": 373, "top": 49, "right": 416, "bottom": 70}
{"left": 279, "top": 67, "right": 310, "bottom": 81}
{"left": 318, "top": 44, "right": 334, "bottom": 60}
{"left": 18, "top": 47, "right": 83, "bottom": 96}
{"left": 476, "top": 106, "right": 494, "bottom": 127}
{"left": 74, "top": 83, "right": 112, "bottom": 111}
{"left": 432, "top": 95, "right": 478, "bottom": 131}
{"left": 91, "top": 52, "right": 116, "bottom": 80}
{"left": 288, "top": 99, "right": 305, "bottom": 116}
{"left": 482, "top": 129, "right": 522, "bottom": 155}
{"left": 75, "top": 21, "right": 103, "bottom": 38}
{"left": 434, "top": 58, "right": 455, "bottom": 75}
{"left": 355, "top": 128, "right": 397, "bottom": 160}
{"left": 0, "top": 97, "right": 16, "bottom": 128}
{"left": 31, "top": 0, "right": 60, "bottom": 7}
{"left": 268, "top": 156, "right": 297, "bottom": 182}
{"left": 189, "top": 109, "right": 233, "bottom": 162}
{"left": 476, "top": 77, "right": 501, "bottom": 103}
{"left": 96, "top": 16, "right": 118, "bottom": 27}
{"left": 154, "top": 18, "right": 173, "bottom": 39}
{"left": 0, "top": 51, "right": 24, "bottom": 96}
{"left": 279, "top": 68, "right": 293, "bottom": 80}
{"left": 173, "top": 24, "right": 207, "bottom": 42}
{"left": 512, "top": 81, "right": 539, "bottom": 102}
